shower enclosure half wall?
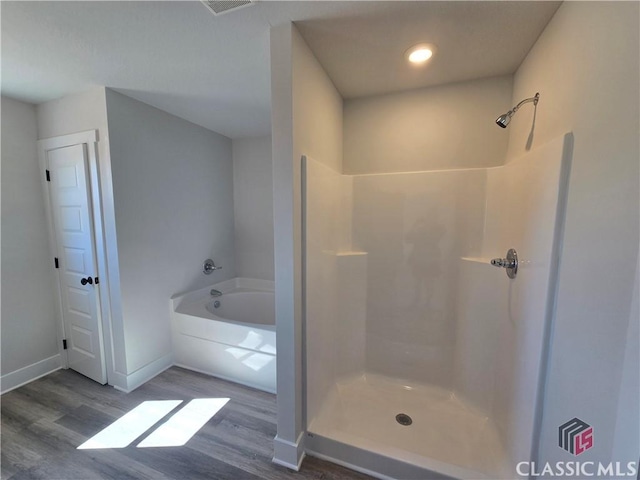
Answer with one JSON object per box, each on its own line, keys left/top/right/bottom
{"left": 302, "top": 133, "right": 573, "bottom": 480}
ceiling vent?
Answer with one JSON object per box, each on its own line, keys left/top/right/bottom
{"left": 201, "top": 1, "right": 254, "bottom": 16}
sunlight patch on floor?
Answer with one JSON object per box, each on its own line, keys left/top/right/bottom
{"left": 78, "top": 400, "right": 182, "bottom": 449}
{"left": 137, "top": 398, "right": 229, "bottom": 448}
{"left": 77, "top": 398, "right": 229, "bottom": 450}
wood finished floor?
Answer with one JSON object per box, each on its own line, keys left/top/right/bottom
{"left": 1, "top": 367, "right": 371, "bottom": 480}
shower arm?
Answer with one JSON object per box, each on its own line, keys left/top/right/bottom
{"left": 506, "top": 92, "right": 540, "bottom": 118}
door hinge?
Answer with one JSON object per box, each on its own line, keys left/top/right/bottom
{"left": 62, "top": 339, "right": 68, "bottom": 350}
{"left": 54, "top": 257, "right": 59, "bottom": 269}
{"left": 46, "top": 170, "right": 51, "bottom": 182}
{"left": 94, "top": 277, "right": 99, "bottom": 285}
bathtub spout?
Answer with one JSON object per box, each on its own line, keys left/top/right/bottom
{"left": 210, "top": 289, "right": 223, "bottom": 297}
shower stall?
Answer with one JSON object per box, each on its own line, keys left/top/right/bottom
{"left": 302, "top": 133, "right": 573, "bottom": 479}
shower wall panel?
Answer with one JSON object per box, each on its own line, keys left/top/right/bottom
{"left": 453, "top": 134, "right": 572, "bottom": 465}
{"left": 453, "top": 258, "right": 503, "bottom": 416}
{"left": 351, "top": 170, "right": 486, "bottom": 387}
{"left": 486, "top": 134, "right": 571, "bottom": 464}
{"left": 304, "top": 157, "right": 366, "bottom": 424}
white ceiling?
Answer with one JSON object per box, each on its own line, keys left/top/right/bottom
{"left": 1, "top": 1, "right": 560, "bottom": 139}
{"left": 296, "top": 2, "right": 561, "bottom": 99}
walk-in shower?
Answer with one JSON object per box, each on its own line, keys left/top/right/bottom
{"left": 302, "top": 133, "right": 573, "bottom": 479}
{"left": 496, "top": 92, "right": 540, "bottom": 128}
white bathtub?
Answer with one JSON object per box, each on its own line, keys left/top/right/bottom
{"left": 170, "top": 278, "right": 276, "bottom": 393}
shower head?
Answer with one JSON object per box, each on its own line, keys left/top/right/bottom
{"left": 495, "top": 92, "right": 539, "bottom": 128}
{"left": 496, "top": 113, "right": 512, "bottom": 128}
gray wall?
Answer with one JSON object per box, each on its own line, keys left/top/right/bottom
{"left": 270, "top": 22, "right": 344, "bottom": 467}
{"left": 232, "top": 136, "right": 274, "bottom": 281}
{"left": 612, "top": 257, "right": 638, "bottom": 467}
{"left": 105, "top": 89, "right": 235, "bottom": 375}
{"left": 505, "top": 1, "right": 639, "bottom": 468}
{"left": 1, "top": 96, "right": 59, "bottom": 381}
{"left": 343, "top": 75, "right": 513, "bottom": 174}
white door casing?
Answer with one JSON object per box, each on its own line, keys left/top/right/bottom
{"left": 38, "top": 131, "right": 108, "bottom": 385}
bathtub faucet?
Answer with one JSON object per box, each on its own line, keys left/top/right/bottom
{"left": 210, "top": 289, "right": 223, "bottom": 297}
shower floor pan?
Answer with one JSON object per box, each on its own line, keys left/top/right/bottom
{"left": 307, "top": 374, "right": 508, "bottom": 479}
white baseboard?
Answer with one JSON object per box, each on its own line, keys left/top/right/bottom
{"left": 114, "top": 353, "right": 173, "bottom": 393}
{"left": 107, "top": 369, "right": 128, "bottom": 392}
{"left": 1, "top": 353, "right": 173, "bottom": 395}
{"left": 1, "top": 354, "right": 62, "bottom": 394}
{"left": 273, "top": 432, "right": 306, "bottom": 471}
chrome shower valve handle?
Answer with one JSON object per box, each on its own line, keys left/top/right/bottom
{"left": 203, "top": 258, "right": 222, "bottom": 275}
{"left": 490, "top": 258, "right": 515, "bottom": 268}
{"left": 491, "top": 248, "right": 518, "bottom": 279}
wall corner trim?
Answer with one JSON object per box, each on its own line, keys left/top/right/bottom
{"left": 272, "top": 432, "right": 306, "bottom": 471}
{"left": 0, "top": 354, "right": 62, "bottom": 395}
{"left": 114, "top": 353, "right": 173, "bottom": 393}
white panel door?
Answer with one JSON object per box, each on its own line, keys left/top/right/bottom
{"left": 47, "top": 144, "right": 107, "bottom": 384}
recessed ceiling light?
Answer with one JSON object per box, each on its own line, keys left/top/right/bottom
{"left": 406, "top": 43, "right": 436, "bottom": 65}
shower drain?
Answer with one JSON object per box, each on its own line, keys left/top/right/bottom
{"left": 395, "top": 413, "right": 413, "bottom": 426}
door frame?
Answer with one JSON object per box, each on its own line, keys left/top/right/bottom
{"left": 38, "top": 130, "right": 113, "bottom": 381}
